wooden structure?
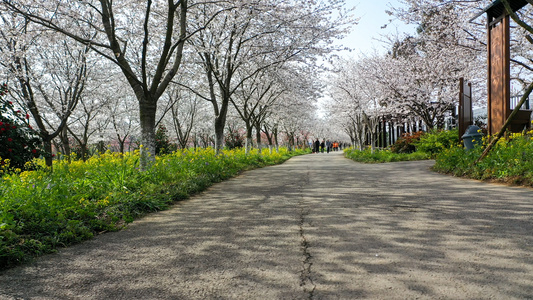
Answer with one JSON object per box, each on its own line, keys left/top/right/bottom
{"left": 473, "top": 0, "right": 531, "bottom": 135}
{"left": 458, "top": 78, "right": 473, "bottom": 137}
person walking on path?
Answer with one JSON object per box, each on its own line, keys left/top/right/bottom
{"left": 326, "top": 140, "right": 332, "bottom": 153}
{"left": 314, "top": 139, "right": 320, "bottom": 154}
{"left": 320, "top": 139, "right": 325, "bottom": 153}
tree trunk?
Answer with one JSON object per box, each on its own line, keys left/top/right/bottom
{"left": 214, "top": 90, "right": 230, "bottom": 155}
{"left": 245, "top": 121, "right": 253, "bottom": 154}
{"left": 287, "top": 133, "right": 294, "bottom": 151}
{"left": 358, "top": 135, "right": 365, "bottom": 151}
{"left": 119, "top": 139, "right": 125, "bottom": 154}
{"left": 245, "top": 136, "right": 253, "bottom": 154}
{"left": 139, "top": 99, "right": 157, "bottom": 170}
{"left": 255, "top": 123, "right": 262, "bottom": 152}
{"left": 81, "top": 143, "right": 89, "bottom": 161}
{"left": 214, "top": 116, "right": 225, "bottom": 154}
{"left": 264, "top": 129, "right": 273, "bottom": 146}
{"left": 263, "top": 126, "right": 273, "bottom": 154}
{"left": 273, "top": 128, "right": 279, "bottom": 152}
{"left": 60, "top": 126, "right": 72, "bottom": 162}
{"left": 43, "top": 138, "right": 53, "bottom": 170}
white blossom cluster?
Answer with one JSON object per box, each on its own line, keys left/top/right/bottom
{"left": 325, "top": 0, "right": 533, "bottom": 148}
{"left": 0, "top": 0, "right": 355, "bottom": 162}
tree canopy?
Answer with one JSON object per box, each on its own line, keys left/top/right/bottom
{"left": 0, "top": 0, "right": 532, "bottom": 159}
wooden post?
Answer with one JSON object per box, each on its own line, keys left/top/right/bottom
{"left": 487, "top": 14, "right": 511, "bottom": 136}
{"left": 459, "top": 78, "right": 473, "bottom": 138}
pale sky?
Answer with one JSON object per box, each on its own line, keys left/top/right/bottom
{"left": 318, "top": 1, "right": 417, "bottom": 118}
{"left": 337, "top": 0, "right": 416, "bottom": 57}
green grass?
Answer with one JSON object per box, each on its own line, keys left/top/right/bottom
{"left": 344, "top": 130, "right": 533, "bottom": 188}
{"left": 344, "top": 147, "right": 430, "bottom": 163}
{"left": 433, "top": 132, "right": 533, "bottom": 186}
{"left": 344, "top": 129, "right": 458, "bottom": 163}
{"left": 0, "top": 147, "right": 308, "bottom": 270}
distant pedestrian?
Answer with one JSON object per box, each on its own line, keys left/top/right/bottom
{"left": 314, "top": 139, "right": 320, "bottom": 154}
{"left": 320, "top": 139, "right": 325, "bottom": 153}
{"left": 326, "top": 140, "right": 332, "bottom": 153}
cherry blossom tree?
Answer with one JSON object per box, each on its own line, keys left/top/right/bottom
{"left": 392, "top": 0, "right": 532, "bottom": 136}
{"left": 65, "top": 93, "right": 112, "bottom": 160}
{"left": 0, "top": 13, "right": 92, "bottom": 167}
{"left": 187, "top": 0, "right": 354, "bottom": 154}
{"left": 55, "top": 57, "right": 123, "bottom": 160}
{"left": 270, "top": 77, "right": 319, "bottom": 150}
{"left": 327, "top": 0, "right": 486, "bottom": 143}
{"left": 392, "top": 0, "right": 531, "bottom": 81}
{"left": 0, "top": 0, "right": 216, "bottom": 169}
{"left": 327, "top": 56, "right": 388, "bottom": 152}
{"left": 327, "top": 0, "right": 532, "bottom": 158}
{"left": 161, "top": 81, "right": 208, "bottom": 149}
{"left": 231, "top": 64, "right": 296, "bottom": 153}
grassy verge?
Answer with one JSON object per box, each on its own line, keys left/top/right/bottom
{"left": 344, "top": 129, "right": 458, "bottom": 164}
{"left": 344, "top": 129, "right": 533, "bottom": 188}
{"left": 433, "top": 132, "right": 533, "bottom": 186}
{"left": 344, "top": 147, "right": 430, "bottom": 163}
{"left": 0, "top": 147, "right": 308, "bottom": 270}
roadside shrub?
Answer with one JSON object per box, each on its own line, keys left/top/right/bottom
{"left": 225, "top": 128, "right": 244, "bottom": 149}
{"left": 434, "top": 130, "right": 533, "bottom": 185}
{"left": 155, "top": 124, "right": 176, "bottom": 155}
{"left": 433, "top": 143, "right": 478, "bottom": 176}
{"left": 391, "top": 131, "right": 424, "bottom": 154}
{"left": 345, "top": 147, "right": 429, "bottom": 163}
{"left": 0, "top": 84, "right": 42, "bottom": 172}
{"left": 416, "top": 128, "right": 460, "bottom": 157}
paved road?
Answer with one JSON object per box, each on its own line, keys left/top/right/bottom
{"left": 1, "top": 151, "right": 533, "bottom": 299}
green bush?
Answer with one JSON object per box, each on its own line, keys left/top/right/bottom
{"left": 433, "top": 131, "right": 533, "bottom": 185}
{"left": 0, "top": 84, "right": 42, "bottom": 172}
{"left": 416, "top": 128, "right": 460, "bottom": 157}
{"left": 225, "top": 128, "right": 244, "bottom": 149}
{"left": 391, "top": 131, "right": 424, "bottom": 154}
{"left": 155, "top": 124, "right": 177, "bottom": 155}
{"left": 345, "top": 147, "right": 429, "bottom": 163}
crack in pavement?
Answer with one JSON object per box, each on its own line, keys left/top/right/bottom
{"left": 299, "top": 213, "right": 315, "bottom": 299}
{"left": 297, "top": 170, "right": 315, "bottom": 299}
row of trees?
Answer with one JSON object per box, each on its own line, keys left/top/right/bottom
{"left": 3, "top": 1, "right": 531, "bottom": 167}
{"left": 0, "top": 0, "right": 356, "bottom": 168}
{"left": 325, "top": 0, "right": 533, "bottom": 150}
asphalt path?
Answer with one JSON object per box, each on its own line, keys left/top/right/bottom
{"left": 1, "top": 151, "right": 533, "bottom": 299}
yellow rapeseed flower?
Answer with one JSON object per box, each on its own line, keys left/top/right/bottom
{"left": 97, "top": 197, "right": 110, "bottom": 207}
{"left": 19, "top": 171, "right": 32, "bottom": 183}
